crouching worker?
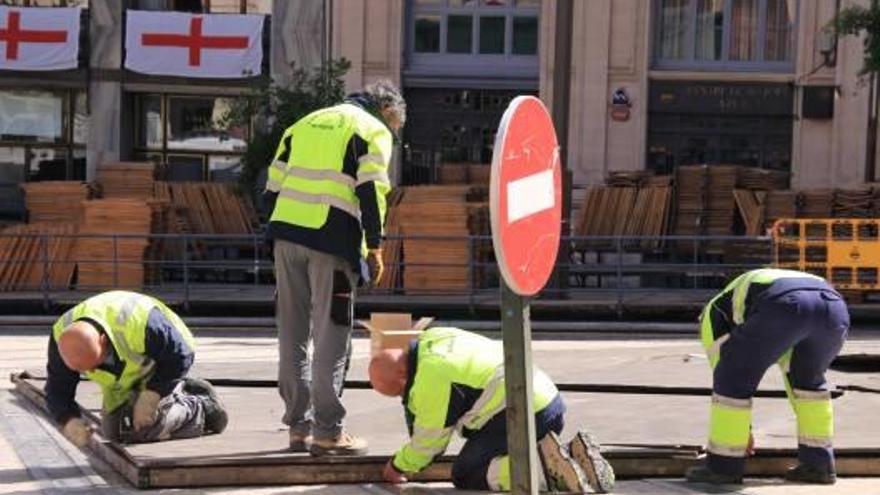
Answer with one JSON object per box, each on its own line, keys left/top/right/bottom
{"left": 369, "top": 327, "right": 615, "bottom": 493}
{"left": 45, "top": 291, "right": 228, "bottom": 447}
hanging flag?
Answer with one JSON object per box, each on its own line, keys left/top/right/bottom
{"left": 0, "top": 6, "right": 81, "bottom": 71}
{"left": 125, "top": 10, "right": 263, "bottom": 79}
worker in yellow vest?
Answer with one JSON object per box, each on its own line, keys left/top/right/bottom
{"left": 264, "top": 80, "right": 405, "bottom": 456}
{"left": 45, "top": 291, "right": 227, "bottom": 446}
{"left": 687, "top": 269, "right": 849, "bottom": 485}
{"left": 370, "top": 327, "right": 615, "bottom": 493}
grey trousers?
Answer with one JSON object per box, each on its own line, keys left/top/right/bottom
{"left": 102, "top": 381, "right": 205, "bottom": 443}
{"left": 274, "top": 239, "right": 356, "bottom": 439}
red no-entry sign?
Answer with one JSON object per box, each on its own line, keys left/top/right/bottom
{"left": 490, "top": 96, "right": 562, "bottom": 296}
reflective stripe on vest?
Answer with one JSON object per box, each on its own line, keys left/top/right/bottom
{"left": 277, "top": 188, "right": 360, "bottom": 220}
{"left": 460, "top": 365, "right": 506, "bottom": 431}
{"left": 357, "top": 169, "right": 389, "bottom": 186}
{"left": 713, "top": 393, "right": 751, "bottom": 409}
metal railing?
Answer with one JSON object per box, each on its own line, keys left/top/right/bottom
{"left": 0, "top": 231, "right": 774, "bottom": 309}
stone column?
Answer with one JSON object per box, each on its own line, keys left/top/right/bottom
{"left": 86, "top": 0, "right": 124, "bottom": 180}
{"left": 271, "top": 0, "right": 327, "bottom": 86}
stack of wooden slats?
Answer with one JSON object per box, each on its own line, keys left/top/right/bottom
{"left": 21, "top": 182, "right": 91, "bottom": 225}
{"left": 800, "top": 189, "right": 834, "bottom": 218}
{"left": 764, "top": 190, "right": 799, "bottom": 228}
{"left": 733, "top": 189, "right": 768, "bottom": 236}
{"left": 96, "top": 162, "right": 156, "bottom": 200}
{"left": 377, "top": 188, "right": 405, "bottom": 291}
{"left": 673, "top": 165, "right": 707, "bottom": 236}
{"left": 153, "top": 182, "right": 258, "bottom": 235}
{"left": 736, "top": 168, "right": 789, "bottom": 190}
{"left": 834, "top": 189, "right": 873, "bottom": 218}
{"left": 0, "top": 223, "right": 77, "bottom": 291}
{"left": 395, "top": 185, "right": 480, "bottom": 292}
{"left": 437, "top": 163, "right": 490, "bottom": 185}
{"left": 705, "top": 166, "right": 738, "bottom": 239}
{"left": 606, "top": 170, "right": 652, "bottom": 187}
{"left": 75, "top": 199, "right": 152, "bottom": 289}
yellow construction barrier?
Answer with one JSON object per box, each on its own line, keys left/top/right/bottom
{"left": 772, "top": 218, "right": 880, "bottom": 290}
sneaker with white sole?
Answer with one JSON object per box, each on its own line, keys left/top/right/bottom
{"left": 288, "top": 430, "right": 312, "bottom": 452}
{"left": 309, "top": 431, "right": 368, "bottom": 456}
{"left": 569, "top": 431, "right": 615, "bottom": 493}
{"left": 538, "top": 432, "right": 588, "bottom": 493}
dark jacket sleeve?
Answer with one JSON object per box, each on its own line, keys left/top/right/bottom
{"left": 144, "top": 308, "right": 194, "bottom": 396}
{"left": 352, "top": 136, "right": 382, "bottom": 249}
{"left": 45, "top": 335, "right": 81, "bottom": 425}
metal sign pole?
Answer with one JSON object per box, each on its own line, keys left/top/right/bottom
{"left": 502, "top": 280, "right": 539, "bottom": 494}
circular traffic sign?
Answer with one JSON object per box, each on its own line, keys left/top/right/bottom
{"left": 490, "top": 96, "right": 562, "bottom": 296}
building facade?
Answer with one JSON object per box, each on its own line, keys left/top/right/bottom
{"left": 0, "top": 0, "right": 874, "bottom": 190}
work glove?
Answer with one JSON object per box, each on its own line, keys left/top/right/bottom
{"left": 367, "top": 248, "right": 384, "bottom": 286}
{"left": 62, "top": 417, "right": 92, "bottom": 448}
{"left": 132, "top": 390, "right": 161, "bottom": 432}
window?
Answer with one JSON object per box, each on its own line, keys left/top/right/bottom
{"left": 407, "top": 0, "right": 540, "bottom": 81}
{"left": 653, "top": 0, "right": 795, "bottom": 71}
{"left": 136, "top": 0, "right": 271, "bottom": 14}
{"left": 0, "top": 89, "right": 87, "bottom": 183}
{"left": 134, "top": 94, "right": 249, "bottom": 182}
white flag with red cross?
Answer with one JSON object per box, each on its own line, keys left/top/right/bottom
{"left": 125, "top": 10, "right": 263, "bottom": 78}
{"left": 0, "top": 7, "right": 80, "bottom": 71}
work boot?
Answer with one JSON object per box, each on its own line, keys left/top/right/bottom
{"left": 538, "top": 432, "right": 588, "bottom": 493}
{"left": 569, "top": 431, "right": 615, "bottom": 493}
{"left": 785, "top": 465, "right": 837, "bottom": 485}
{"left": 288, "top": 430, "right": 312, "bottom": 453}
{"left": 309, "top": 431, "right": 368, "bottom": 456}
{"left": 184, "top": 377, "right": 228, "bottom": 434}
{"left": 685, "top": 464, "right": 743, "bottom": 485}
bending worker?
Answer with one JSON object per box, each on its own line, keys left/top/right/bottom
{"left": 369, "top": 326, "right": 615, "bottom": 493}
{"left": 264, "top": 80, "right": 405, "bottom": 456}
{"left": 687, "top": 268, "right": 849, "bottom": 485}
{"left": 45, "top": 291, "right": 227, "bottom": 446}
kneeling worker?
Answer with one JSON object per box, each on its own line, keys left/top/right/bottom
{"left": 688, "top": 269, "right": 849, "bottom": 485}
{"left": 369, "top": 327, "right": 615, "bottom": 492}
{"left": 45, "top": 291, "right": 228, "bottom": 446}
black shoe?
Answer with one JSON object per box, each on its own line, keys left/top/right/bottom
{"left": 685, "top": 465, "right": 743, "bottom": 485}
{"left": 785, "top": 465, "right": 837, "bottom": 485}
{"left": 185, "top": 378, "right": 228, "bottom": 434}
{"left": 569, "top": 431, "right": 615, "bottom": 493}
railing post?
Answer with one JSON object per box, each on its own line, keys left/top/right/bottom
{"left": 467, "top": 235, "right": 474, "bottom": 294}
{"left": 692, "top": 236, "right": 699, "bottom": 289}
{"left": 113, "top": 234, "right": 118, "bottom": 288}
{"left": 253, "top": 234, "right": 259, "bottom": 286}
{"left": 41, "top": 234, "right": 50, "bottom": 311}
{"left": 182, "top": 234, "right": 190, "bottom": 312}
{"left": 615, "top": 236, "right": 623, "bottom": 318}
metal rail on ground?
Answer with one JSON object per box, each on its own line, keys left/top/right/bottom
{"left": 11, "top": 372, "right": 880, "bottom": 489}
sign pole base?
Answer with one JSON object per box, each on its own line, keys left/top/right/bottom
{"left": 501, "top": 281, "right": 540, "bottom": 494}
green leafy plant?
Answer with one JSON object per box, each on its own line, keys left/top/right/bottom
{"left": 835, "top": 3, "right": 880, "bottom": 76}
{"left": 221, "top": 59, "right": 351, "bottom": 202}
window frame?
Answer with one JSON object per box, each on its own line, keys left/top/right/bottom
{"left": 0, "top": 87, "right": 87, "bottom": 183}
{"left": 651, "top": 0, "right": 797, "bottom": 73}
{"left": 132, "top": 92, "right": 251, "bottom": 182}
{"left": 406, "top": 0, "right": 540, "bottom": 81}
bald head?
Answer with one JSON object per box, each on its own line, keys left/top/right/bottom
{"left": 368, "top": 348, "right": 409, "bottom": 397}
{"left": 57, "top": 321, "right": 108, "bottom": 372}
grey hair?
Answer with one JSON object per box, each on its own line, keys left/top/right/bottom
{"left": 364, "top": 79, "right": 407, "bottom": 126}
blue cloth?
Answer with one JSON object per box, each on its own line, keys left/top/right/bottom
{"left": 45, "top": 308, "right": 194, "bottom": 423}
{"left": 451, "top": 394, "right": 566, "bottom": 490}
{"left": 709, "top": 288, "right": 849, "bottom": 476}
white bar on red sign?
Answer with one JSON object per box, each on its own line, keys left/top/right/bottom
{"left": 506, "top": 169, "right": 555, "bottom": 223}
{"left": 125, "top": 10, "right": 263, "bottom": 79}
{"left": 0, "top": 7, "right": 80, "bottom": 71}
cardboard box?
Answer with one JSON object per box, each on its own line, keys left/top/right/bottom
{"left": 359, "top": 313, "right": 434, "bottom": 356}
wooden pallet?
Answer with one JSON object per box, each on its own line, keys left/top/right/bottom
{"left": 75, "top": 199, "right": 152, "bottom": 289}
{"left": 0, "top": 223, "right": 76, "bottom": 291}
{"left": 96, "top": 162, "right": 156, "bottom": 200}
{"left": 21, "top": 182, "right": 92, "bottom": 225}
